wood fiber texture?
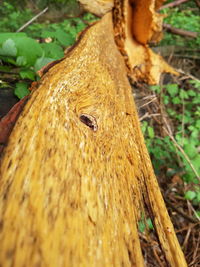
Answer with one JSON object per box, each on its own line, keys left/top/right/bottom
{"left": 113, "top": 0, "right": 177, "bottom": 84}
{"left": 0, "top": 13, "right": 187, "bottom": 267}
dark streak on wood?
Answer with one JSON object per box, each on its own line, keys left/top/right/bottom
{"left": 0, "top": 96, "right": 29, "bottom": 157}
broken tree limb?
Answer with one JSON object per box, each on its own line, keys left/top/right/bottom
{"left": 0, "top": 14, "right": 145, "bottom": 266}
{"left": 0, "top": 13, "right": 187, "bottom": 267}
{"left": 159, "top": 0, "right": 190, "bottom": 10}
{"left": 0, "top": 1, "right": 187, "bottom": 266}
{"left": 113, "top": 0, "right": 178, "bottom": 84}
{"left": 163, "top": 23, "right": 198, "bottom": 38}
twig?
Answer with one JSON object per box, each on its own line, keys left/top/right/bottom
{"left": 181, "top": 93, "right": 185, "bottom": 147}
{"left": 152, "top": 246, "right": 165, "bottom": 267}
{"left": 139, "top": 97, "right": 157, "bottom": 108}
{"left": 163, "top": 24, "right": 198, "bottom": 38}
{"left": 175, "top": 68, "right": 200, "bottom": 82}
{"left": 191, "top": 233, "right": 200, "bottom": 266}
{"left": 187, "top": 201, "right": 200, "bottom": 221}
{"left": 159, "top": 0, "right": 190, "bottom": 10}
{"left": 176, "top": 222, "right": 200, "bottom": 233}
{"left": 139, "top": 113, "right": 160, "bottom": 121}
{"left": 195, "top": 0, "right": 200, "bottom": 8}
{"left": 164, "top": 198, "right": 198, "bottom": 223}
{"left": 163, "top": 126, "right": 200, "bottom": 182}
{"left": 16, "top": 7, "right": 48, "bottom": 32}
{"left": 172, "top": 54, "right": 200, "bottom": 60}
{"left": 183, "top": 225, "right": 192, "bottom": 251}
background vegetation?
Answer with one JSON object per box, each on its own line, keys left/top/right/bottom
{"left": 0, "top": 0, "right": 200, "bottom": 245}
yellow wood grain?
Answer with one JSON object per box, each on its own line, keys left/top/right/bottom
{"left": 0, "top": 13, "right": 187, "bottom": 267}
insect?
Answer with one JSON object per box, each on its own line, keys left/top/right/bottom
{"left": 79, "top": 113, "right": 98, "bottom": 132}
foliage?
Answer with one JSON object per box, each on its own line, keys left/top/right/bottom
{"left": 138, "top": 215, "right": 154, "bottom": 233}
{"left": 0, "top": 2, "right": 97, "bottom": 99}
{"left": 160, "top": 4, "right": 200, "bottom": 48}
{"left": 142, "top": 81, "right": 200, "bottom": 217}
{"left": 0, "top": 2, "right": 33, "bottom": 32}
{"left": 143, "top": 81, "right": 200, "bottom": 183}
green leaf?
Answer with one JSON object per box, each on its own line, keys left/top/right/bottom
{"left": 185, "top": 191, "right": 196, "bottom": 200}
{"left": 188, "top": 90, "right": 196, "bottom": 97}
{"left": 0, "top": 33, "right": 43, "bottom": 67}
{"left": 14, "top": 37, "right": 43, "bottom": 66}
{"left": 147, "top": 218, "right": 154, "bottom": 230}
{"left": 163, "top": 95, "right": 169, "bottom": 105}
{"left": 196, "top": 192, "right": 200, "bottom": 203}
{"left": 138, "top": 221, "right": 146, "bottom": 233}
{"left": 195, "top": 120, "right": 200, "bottom": 129}
{"left": 0, "top": 33, "right": 27, "bottom": 45}
{"left": 19, "top": 69, "right": 35, "bottom": 80}
{"left": 166, "top": 84, "right": 178, "bottom": 97}
{"left": 147, "top": 126, "right": 155, "bottom": 139}
{"left": 34, "top": 57, "right": 55, "bottom": 72}
{"left": 41, "top": 30, "right": 56, "bottom": 38}
{"left": 16, "top": 55, "right": 27, "bottom": 66}
{"left": 191, "top": 155, "right": 200, "bottom": 173}
{"left": 41, "top": 43, "right": 64, "bottom": 59}
{"left": 189, "top": 80, "right": 200, "bottom": 89}
{"left": 150, "top": 85, "right": 161, "bottom": 93}
{"left": 55, "top": 29, "right": 74, "bottom": 46}
{"left": 184, "top": 144, "right": 198, "bottom": 158}
{"left": 195, "top": 212, "right": 200, "bottom": 221}
{"left": 141, "top": 121, "right": 148, "bottom": 134}
{"left": 0, "top": 38, "right": 17, "bottom": 56}
{"left": 180, "top": 89, "right": 189, "bottom": 99}
{"left": 14, "top": 82, "right": 30, "bottom": 99}
{"left": 172, "top": 96, "right": 181, "bottom": 104}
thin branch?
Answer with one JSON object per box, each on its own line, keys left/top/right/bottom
{"left": 163, "top": 126, "right": 200, "bottom": 182}
{"left": 159, "top": 0, "right": 190, "bottom": 10}
{"left": 187, "top": 201, "right": 200, "bottom": 221}
{"left": 176, "top": 222, "right": 200, "bottom": 233}
{"left": 164, "top": 198, "right": 198, "bottom": 223}
{"left": 183, "top": 225, "right": 192, "bottom": 251}
{"left": 139, "top": 97, "right": 157, "bottom": 108}
{"left": 139, "top": 113, "right": 160, "bottom": 121}
{"left": 181, "top": 93, "right": 185, "bottom": 147}
{"left": 163, "top": 24, "right": 198, "bottom": 38}
{"left": 175, "top": 68, "right": 200, "bottom": 82}
{"left": 16, "top": 7, "right": 48, "bottom": 33}
{"left": 195, "top": 0, "right": 200, "bottom": 8}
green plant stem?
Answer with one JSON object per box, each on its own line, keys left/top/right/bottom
{"left": 181, "top": 94, "right": 185, "bottom": 147}
{"left": 163, "top": 127, "right": 200, "bottom": 182}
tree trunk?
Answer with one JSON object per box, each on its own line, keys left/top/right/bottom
{"left": 0, "top": 2, "right": 187, "bottom": 267}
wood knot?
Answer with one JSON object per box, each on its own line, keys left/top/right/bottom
{"left": 79, "top": 114, "right": 98, "bottom": 132}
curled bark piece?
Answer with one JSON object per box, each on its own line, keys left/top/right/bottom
{"left": 113, "top": 0, "right": 178, "bottom": 84}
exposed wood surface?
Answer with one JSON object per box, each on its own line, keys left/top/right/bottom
{"left": 113, "top": 0, "right": 177, "bottom": 84}
{"left": 0, "top": 8, "right": 187, "bottom": 267}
